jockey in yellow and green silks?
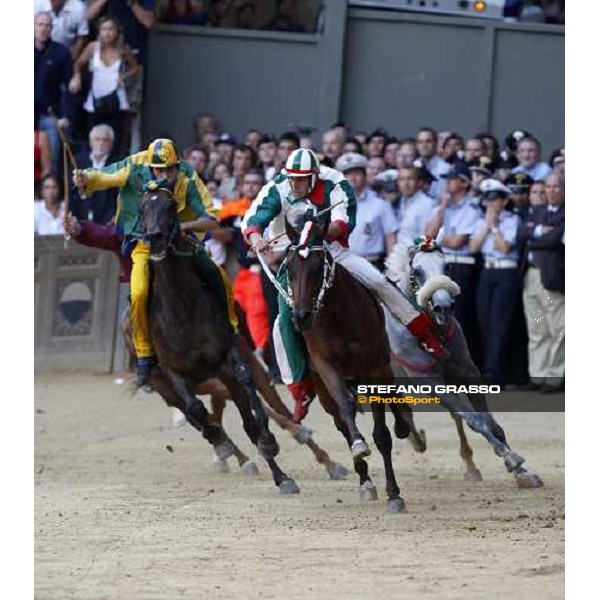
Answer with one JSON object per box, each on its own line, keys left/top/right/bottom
{"left": 73, "top": 138, "right": 238, "bottom": 386}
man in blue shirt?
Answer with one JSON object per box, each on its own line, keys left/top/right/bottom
{"left": 34, "top": 11, "right": 74, "bottom": 173}
{"left": 425, "top": 161, "right": 481, "bottom": 362}
{"left": 336, "top": 152, "right": 398, "bottom": 271}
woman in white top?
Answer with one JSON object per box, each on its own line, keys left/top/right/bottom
{"left": 34, "top": 174, "right": 65, "bottom": 236}
{"left": 69, "top": 17, "right": 139, "bottom": 156}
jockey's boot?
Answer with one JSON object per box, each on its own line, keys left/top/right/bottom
{"left": 406, "top": 313, "right": 450, "bottom": 361}
{"left": 135, "top": 355, "right": 157, "bottom": 387}
{"left": 288, "top": 376, "right": 316, "bottom": 424}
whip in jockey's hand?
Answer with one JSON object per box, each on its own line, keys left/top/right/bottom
{"left": 64, "top": 213, "right": 82, "bottom": 237}
{"left": 73, "top": 169, "right": 88, "bottom": 190}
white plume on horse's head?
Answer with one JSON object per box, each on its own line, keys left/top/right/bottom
{"left": 385, "top": 239, "right": 412, "bottom": 287}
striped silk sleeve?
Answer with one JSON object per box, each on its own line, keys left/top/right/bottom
{"left": 241, "top": 181, "right": 282, "bottom": 243}
{"left": 329, "top": 178, "right": 357, "bottom": 242}
{"left": 85, "top": 160, "right": 132, "bottom": 195}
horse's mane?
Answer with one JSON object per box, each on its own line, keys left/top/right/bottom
{"left": 384, "top": 240, "right": 412, "bottom": 289}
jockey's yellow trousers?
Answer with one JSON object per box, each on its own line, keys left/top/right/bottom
{"left": 130, "top": 242, "right": 238, "bottom": 359}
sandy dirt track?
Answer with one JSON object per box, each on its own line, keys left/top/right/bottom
{"left": 35, "top": 373, "right": 564, "bottom": 600}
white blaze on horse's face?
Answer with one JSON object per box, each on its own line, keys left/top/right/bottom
{"left": 411, "top": 250, "right": 460, "bottom": 325}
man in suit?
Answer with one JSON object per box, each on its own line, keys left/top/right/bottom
{"left": 518, "top": 172, "right": 565, "bottom": 393}
{"left": 71, "top": 124, "right": 120, "bottom": 224}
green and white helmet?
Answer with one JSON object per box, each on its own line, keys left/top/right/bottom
{"left": 284, "top": 148, "right": 320, "bottom": 192}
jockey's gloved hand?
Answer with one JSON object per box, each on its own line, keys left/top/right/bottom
{"left": 406, "top": 313, "right": 450, "bottom": 361}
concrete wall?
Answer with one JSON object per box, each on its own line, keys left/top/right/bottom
{"left": 35, "top": 237, "right": 121, "bottom": 372}
{"left": 143, "top": 0, "right": 347, "bottom": 147}
{"left": 144, "top": 3, "right": 564, "bottom": 152}
{"left": 342, "top": 8, "right": 564, "bottom": 152}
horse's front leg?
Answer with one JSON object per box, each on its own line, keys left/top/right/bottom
{"left": 153, "top": 368, "right": 236, "bottom": 461}
{"left": 219, "top": 363, "right": 299, "bottom": 494}
{"left": 310, "top": 354, "right": 370, "bottom": 460}
{"left": 314, "top": 375, "right": 376, "bottom": 498}
{"left": 372, "top": 403, "right": 406, "bottom": 513}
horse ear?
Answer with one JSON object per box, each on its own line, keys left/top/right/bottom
{"left": 285, "top": 218, "right": 300, "bottom": 245}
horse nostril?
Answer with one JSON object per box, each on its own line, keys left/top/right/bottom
{"left": 297, "top": 309, "right": 311, "bottom": 321}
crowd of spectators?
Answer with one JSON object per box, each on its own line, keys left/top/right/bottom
{"left": 34, "top": 0, "right": 156, "bottom": 211}
{"left": 33, "top": 1, "right": 564, "bottom": 392}
{"left": 180, "top": 116, "right": 564, "bottom": 391}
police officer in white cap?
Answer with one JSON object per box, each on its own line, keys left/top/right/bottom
{"left": 470, "top": 179, "right": 521, "bottom": 382}
{"left": 336, "top": 152, "right": 398, "bottom": 271}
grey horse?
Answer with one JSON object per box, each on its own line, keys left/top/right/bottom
{"left": 383, "top": 237, "right": 543, "bottom": 488}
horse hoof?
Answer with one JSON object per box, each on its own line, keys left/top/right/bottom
{"left": 515, "top": 471, "right": 544, "bottom": 488}
{"left": 388, "top": 498, "right": 406, "bottom": 514}
{"left": 504, "top": 451, "right": 525, "bottom": 472}
{"left": 409, "top": 429, "right": 427, "bottom": 453}
{"left": 214, "top": 440, "right": 236, "bottom": 461}
{"left": 327, "top": 463, "right": 349, "bottom": 480}
{"left": 241, "top": 460, "right": 259, "bottom": 476}
{"left": 359, "top": 481, "right": 378, "bottom": 501}
{"left": 351, "top": 439, "right": 371, "bottom": 460}
{"left": 464, "top": 468, "right": 483, "bottom": 482}
{"left": 293, "top": 426, "right": 313, "bottom": 445}
{"left": 279, "top": 478, "right": 300, "bottom": 494}
{"left": 212, "top": 456, "right": 230, "bottom": 473}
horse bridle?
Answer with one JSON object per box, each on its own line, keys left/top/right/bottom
{"left": 139, "top": 190, "right": 196, "bottom": 259}
{"left": 407, "top": 246, "right": 445, "bottom": 302}
{"left": 296, "top": 243, "right": 337, "bottom": 314}
{"left": 264, "top": 242, "right": 336, "bottom": 313}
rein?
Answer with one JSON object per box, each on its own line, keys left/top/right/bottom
{"left": 291, "top": 243, "right": 336, "bottom": 315}
{"left": 258, "top": 242, "right": 336, "bottom": 313}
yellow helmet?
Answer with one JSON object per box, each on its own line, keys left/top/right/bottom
{"left": 147, "top": 138, "right": 180, "bottom": 168}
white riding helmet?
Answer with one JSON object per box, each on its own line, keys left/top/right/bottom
{"left": 284, "top": 148, "right": 320, "bottom": 193}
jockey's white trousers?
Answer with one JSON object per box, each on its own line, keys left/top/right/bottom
{"left": 328, "top": 242, "right": 420, "bottom": 323}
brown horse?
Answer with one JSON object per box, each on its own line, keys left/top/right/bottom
{"left": 123, "top": 307, "right": 349, "bottom": 480}
{"left": 138, "top": 186, "right": 298, "bottom": 493}
{"left": 282, "top": 218, "right": 410, "bottom": 513}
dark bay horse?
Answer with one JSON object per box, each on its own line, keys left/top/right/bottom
{"left": 281, "top": 218, "right": 409, "bottom": 513}
{"left": 123, "top": 306, "right": 349, "bottom": 480}
{"left": 384, "top": 238, "right": 543, "bottom": 488}
{"left": 139, "top": 187, "right": 298, "bottom": 493}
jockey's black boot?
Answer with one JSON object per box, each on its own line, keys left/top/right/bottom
{"left": 135, "top": 356, "right": 157, "bottom": 388}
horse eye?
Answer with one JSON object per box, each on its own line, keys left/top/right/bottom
{"left": 413, "top": 268, "right": 423, "bottom": 279}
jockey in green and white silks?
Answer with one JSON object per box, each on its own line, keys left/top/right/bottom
{"left": 242, "top": 148, "right": 448, "bottom": 423}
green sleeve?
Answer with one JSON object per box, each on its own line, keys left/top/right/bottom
{"left": 241, "top": 182, "right": 282, "bottom": 235}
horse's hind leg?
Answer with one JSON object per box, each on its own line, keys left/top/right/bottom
{"left": 150, "top": 368, "right": 235, "bottom": 461}
{"left": 451, "top": 412, "right": 483, "bottom": 481}
{"left": 372, "top": 404, "right": 406, "bottom": 514}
